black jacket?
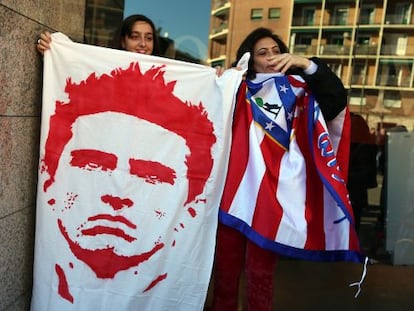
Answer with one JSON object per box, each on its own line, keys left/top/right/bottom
{"left": 288, "top": 57, "right": 347, "bottom": 121}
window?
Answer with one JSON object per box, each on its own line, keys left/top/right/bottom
{"left": 395, "top": 3, "right": 412, "bottom": 24}
{"left": 298, "top": 35, "right": 313, "bottom": 45}
{"left": 251, "top": 8, "right": 263, "bottom": 20}
{"left": 333, "top": 6, "right": 349, "bottom": 25}
{"left": 360, "top": 5, "right": 375, "bottom": 24}
{"left": 376, "top": 60, "right": 412, "bottom": 88}
{"left": 269, "top": 8, "right": 281, "bottom": 20}
{"left": 352, "top": 61, "right": 368, "bottom": 85}
{"left": 349, "top": 90, "right": 367, "bottom": 106}
{"left": 384, "top": 91, "right": 402, "bottom": 108}
{"left": 302, "top": 7, "right": 315, "bottom": 26}
{"left": 396, "top": 36, "right": 408, "bottom": 56}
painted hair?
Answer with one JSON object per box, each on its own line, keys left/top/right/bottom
{"left": 42, "top": 63, "right": 215, "bottom": 204}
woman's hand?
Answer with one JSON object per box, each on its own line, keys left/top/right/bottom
{"left": 215, "top": 66, "right": 225, "bottom": 77}
{"left": 268, "top": 53, "right": 311, "bottom": 73}
{"left": 36, "top": 31, "right": 52, "bottom": 55}
{"left": 215, "top": 66, "right": 243, "bottom": 77}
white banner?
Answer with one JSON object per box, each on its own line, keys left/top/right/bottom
{"left": 31, "top": 33, "right": 244, "bottom": 311}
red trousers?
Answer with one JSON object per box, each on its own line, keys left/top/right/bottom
{"left": 212, "top": 224, "right": 278, "bottom": 311}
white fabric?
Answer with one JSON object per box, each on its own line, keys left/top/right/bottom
{"left": 31, "top": 33, "right": 245, "bottom": 311}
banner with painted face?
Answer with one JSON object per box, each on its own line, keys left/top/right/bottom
{"left": 31, "top": 33, "right": 245, "bottom": 311}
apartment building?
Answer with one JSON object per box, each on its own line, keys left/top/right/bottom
{"left": 208, "top": 0, "right": 292, "bottom": 68}
{"left": 208, "top": 0, "right": 414, "bottom": 130}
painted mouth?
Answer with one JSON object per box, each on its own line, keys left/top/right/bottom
{"left": 81, "top": 225, "right": 136, "bottom": 242}
{"left": 88, "top": 214, "right": 136, "bottom": 228}
{"left": 81, "top": 214, "right": 137, "bottom": 242}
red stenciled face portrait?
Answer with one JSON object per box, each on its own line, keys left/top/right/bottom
{"left": 40, "top": 63, "right": 216, "bottom": 301}
{"left": 50, "top": 112, "right": 189, "bottom": 277}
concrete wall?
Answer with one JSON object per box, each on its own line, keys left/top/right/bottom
{"left": 0, "top": 1, "right": 84, "bottom": 309}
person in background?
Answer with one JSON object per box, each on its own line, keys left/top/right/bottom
{"left": 36, "top": 14, "right": 160, "bottom": 56}
{"left": 347, "top": 113, "right": 378, "bottom": 233}
{"left": 211, "top": 27, "right": 348, "bottom": 311}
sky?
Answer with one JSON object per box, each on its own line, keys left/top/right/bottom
{"left": 124, "top": 0, "right": 211, "bottom": 60}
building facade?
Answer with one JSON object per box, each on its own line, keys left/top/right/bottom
{"left": 208, "top": 0, "right": 292, "bottom": 69}
{"left": 207, "top": 0, "right": 414, "bottom": 131}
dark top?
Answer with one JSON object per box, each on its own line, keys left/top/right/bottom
{"left": 288, "top": 57, "right": 347, "bottom": 121}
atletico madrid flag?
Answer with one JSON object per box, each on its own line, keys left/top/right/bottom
{"left": 219, "top": 72, "right": 364, "bottom": 263}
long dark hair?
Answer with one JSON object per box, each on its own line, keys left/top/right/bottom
{"left": 111, "top": 14, "right": 161, "bottom": 56}
{"left": 233, "top": 27, "right": 289, "bottom": 80}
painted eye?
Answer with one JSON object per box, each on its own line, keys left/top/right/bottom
{"left": 129, "top": 159, "right": 176, "bottom": 185}
{"left": 70, "top": 149, "right": 117, "bottom": 172}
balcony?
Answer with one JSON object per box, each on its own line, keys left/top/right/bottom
{"left": 351, "top": 74, "right": 367, "bottom": 86}
{"left": 319, "top": 44, "right": 350, "bottom": 56}
{"left": 209, "top": 55, "right": 227, "bottom": 68}
{"left": 291, "top": 44, "right": 318, "bottom": 55}
{"left": 384, "top": 14, "right": 413, "bottom": 25}
{"left": 381, "top": 44, "right": 411, "bottom": 56}
{"left": 376, "top": 75, "right": 412, "bottom": 88}
{"left": 376, "top": 59, "right": 413, "bottom": 88}
{"left": 211, "top": 0, "right": 230, "bottom": 18}
{"left": 209, "top": 22, "right": 228, "bottom": 43}
{"left": 292, "top": 16, "right": 317, "bottom": 27}
{"left": 354, "top": 44, "right": 378, "bottom": 55}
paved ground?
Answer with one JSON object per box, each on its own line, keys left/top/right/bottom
{"left": 268, "top": 219, "right": 414, "bottom": 311}
{"left": 205, "top": 179, "right": 414, "bottom": 310}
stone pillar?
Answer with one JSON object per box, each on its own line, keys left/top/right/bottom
{"left": 0, "top": 1, "right": 84, "bottom": 309}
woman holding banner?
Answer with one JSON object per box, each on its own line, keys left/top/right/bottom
{"left": 36, "top": 14, "right": 161, "bottom": 56}
{"left": 211, "top": 27, "right": 351, "bottom": 311}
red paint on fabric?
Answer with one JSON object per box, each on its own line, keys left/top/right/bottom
{"left": 129, "top": 159, "right": 176, "bottom": 185}
{"left": 70, "top": 149, "right": 117, "bottom": 171}
{"left": 64, "top": 193, "right": 78, "bottom": 211}
{"left": 55, "top": 264, "right": 74, "bottom": 303}
{"left": 81, "top": 226, "right": 136, "bottom": 242}
{"left": 58, "top": 219, "right": 164, "bottom": 279}
{"left": 42, "top": 62, "right": 216, "bottom": 205}
{"left": 143, "top": 273, "right": 168, "bottom": 292}
{"left": 48, "top": 198, "right": 56, "bottom": 206}
{"left": 88, "top": 214, "right": 137, "bottom": 229}
{"left": 155, "top": 209, "right": 165, "bottom": 219}
{"left": 187, "top": 207, "right": 196, "bottom": 217}
{"left": 101, "top": 195, "right": 133, "bottom": 210}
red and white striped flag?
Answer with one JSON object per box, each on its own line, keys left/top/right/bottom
{"left": 219, "top": 73, "right": 364, "bottom": 263}
{"left": 31, "top": 33, "right": 244, "bottom": 311}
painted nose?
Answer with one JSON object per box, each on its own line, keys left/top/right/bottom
{"left": 101, "top": 194, "right": 133, "bottom": 210}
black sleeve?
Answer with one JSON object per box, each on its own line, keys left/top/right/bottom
{"left": 290, "top": 57, "right": 348, "bottom": 121}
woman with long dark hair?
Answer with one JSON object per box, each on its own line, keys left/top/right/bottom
{"left": 212, "top": 27, "right": 348, "bottom": 311}
{"left": 37, "top": 14, "right": 160, "bottom": 56}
